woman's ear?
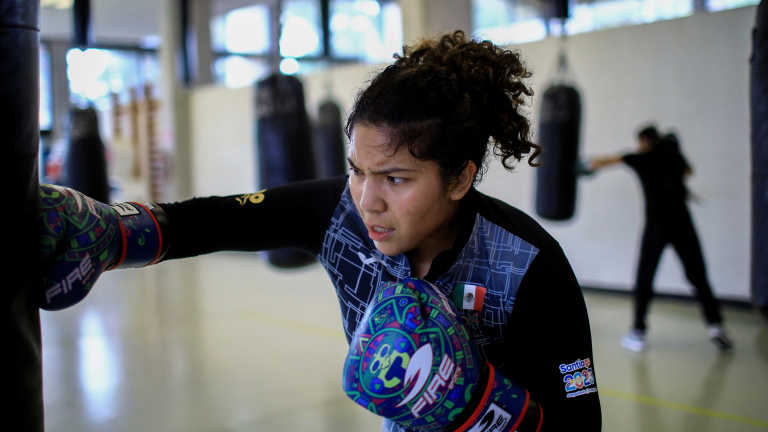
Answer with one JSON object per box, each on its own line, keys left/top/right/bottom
{"left": 448, "top": 161, "right": 477, "bottom": 202}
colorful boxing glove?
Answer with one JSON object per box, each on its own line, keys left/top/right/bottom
{"left": 38, "top": 184, "right": 169, "bottom": 310}
{"left": 342, "top": 278, "right": 542, "bottom": 432}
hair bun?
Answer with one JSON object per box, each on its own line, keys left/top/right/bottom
{"left": 347, "top": 30, "right": 540, "bottom": 186}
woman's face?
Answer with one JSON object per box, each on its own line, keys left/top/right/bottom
{"left": 638, "top": 136, "right": 652, "bottom": 153}
{"left": 347, "top": 125, "right": 469, "bottom": 258}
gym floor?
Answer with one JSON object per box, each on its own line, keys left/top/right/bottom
{"left": 41, "top": 253, "right": 768, "bottom": 432}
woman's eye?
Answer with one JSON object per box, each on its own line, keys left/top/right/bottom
{"left": 387, "top": 176, "right": 405, "bottom": 184}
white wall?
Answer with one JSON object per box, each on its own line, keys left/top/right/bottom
{"left": 504, "top": 6, "right": 754, "bottom": 301}
{"left": 188, "top": 84, "right": 256, "bottom": 197}
{"left": 187, "top": 6, "right": 756, "bottom": 300}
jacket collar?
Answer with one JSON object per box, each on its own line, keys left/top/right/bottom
{"left": 423, "top": 187, "right": 479, "bottom": 282}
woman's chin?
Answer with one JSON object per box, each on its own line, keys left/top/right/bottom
{"left": 373, "top": 241, "right": 405, "bottom": 257}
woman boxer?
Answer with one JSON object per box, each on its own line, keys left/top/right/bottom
{"left": 589, "top": 126, "right": 732, "bottom": 352}
{"left": 40, "top": 31, "right": 601, "bottom": 431}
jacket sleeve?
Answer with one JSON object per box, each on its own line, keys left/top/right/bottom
{"left": 622, "top": 152, "right": 641, "bottom": 168}
{"left": 500, "top": 245, "right": 602, "bottom": 431}
{"left": 158, "top": 176, "right": 346, "bottom": 260}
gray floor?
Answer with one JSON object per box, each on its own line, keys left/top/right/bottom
{"left": 41, "top": 253, "right": 768, "bottom": 431}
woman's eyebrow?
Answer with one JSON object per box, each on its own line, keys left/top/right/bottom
{"left": 347, "top": 157, "right": 415, "bottom": 175}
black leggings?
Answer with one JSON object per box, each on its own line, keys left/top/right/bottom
{"left": 633, "top": 211, "right": 722, "bottom": 331}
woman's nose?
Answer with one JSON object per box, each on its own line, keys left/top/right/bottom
{"left": 359, "top": 179, "right": 386, "bottom": 214}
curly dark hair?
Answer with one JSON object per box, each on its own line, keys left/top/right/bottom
{"left": 345, "top": 30, "right": 540, "bottom": 187}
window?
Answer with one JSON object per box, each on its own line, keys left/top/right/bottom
{"left": 211, "top": 4, "right": 270, "bottom": 54}
{"left": 560, "top": 0, "right": 693, "bottom": 36}
{"left": 66, "top": 48, "right": 159, "bottom": 110}
{"left": 473, "top": 0, "right": 698, "bottom": 44}
{"left": 213, "top": 56, "right": 270, "bottom": 88}
{"left": 706, "top": 0, "right": 759, "bottom": 12}
{"left": 210, "top": 3, "right": 272, "bottom": 87}
{"left": 280, "top": 0, "right": 323, "bottom": 58}
{"left": 211, "top": 0, "right": 403, "bottom": 69}
{"left": 473, "top": 0, "right": 547, "bottom": 45}
{"left": 40, "top": 43, "right": 53, "bottom": 131}
{"left": 330, "top": 0, "right": 403, "bottom": 62}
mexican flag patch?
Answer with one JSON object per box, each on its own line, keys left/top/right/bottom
{"left": 451, "top": 283, "right": 486, "bottom": 311}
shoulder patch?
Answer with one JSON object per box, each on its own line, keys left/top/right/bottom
{"left": 560, "top": 358, "right": 597, "bottom": 398}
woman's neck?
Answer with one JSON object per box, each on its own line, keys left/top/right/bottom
{"left": 405, "top": 203, "right": 462, "bottom": 279}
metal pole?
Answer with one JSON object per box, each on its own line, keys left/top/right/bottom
{"left": 179, "top": 0, "right": 192, "bottom": 85}
{"left": 73, "top": 0, "right": 92, "bottom": 47}
{"left": 270, "top": 0, "right": 284, "bottom": 73}
{"left": 321, "top": 0, "right": 331, "bottom": 58}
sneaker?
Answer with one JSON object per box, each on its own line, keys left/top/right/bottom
{"left": 707, "top": 324, "right": 733, "bottom": 351}
{"left": 621, "top": 329, "right": 646, "bottom": 352}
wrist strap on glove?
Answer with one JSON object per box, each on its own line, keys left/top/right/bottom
{"left": 108, "top": 202, "right": 169, "bottom": 269}
{"left": 452, "top": 363, "right": 542, "bottom": 432}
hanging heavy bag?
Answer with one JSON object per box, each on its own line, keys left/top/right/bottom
{"left": 535, "top": 84, "right": 582, "bottom": 221}
{"left": 314, "top": 100, "right": 347, "bottom": 179}
{"left": 256, "top": 73, "right": 317, "bottom": 268}
{"left": 63, "top": 107, "right": 111, "bottom": 203}
{"left": 1, "top": 1, "right": 45, "bottom": 429}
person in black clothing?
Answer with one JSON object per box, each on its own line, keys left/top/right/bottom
{"left": 589, "top": 125, "right": 732, "bottom": 352}
{"left": 39, "top": 31, "right": 602, "bottom": 431}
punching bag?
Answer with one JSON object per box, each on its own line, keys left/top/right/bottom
{"left": 314, "top": 100, "right": 347, "bottom": 179}
{"left": 63, "top": 106, "right": 110, "bottom": 203}
{"left": 535, "top": 85, "right": 582, "bottom": 221}
{"left": 751, "top": 0, "right": 768, "bottom": 320}
{"left": 0, "top": 1, "right": 45, "bottom": 430}
{"left": 256, "top": 73, "right": 317, "bottom": 268}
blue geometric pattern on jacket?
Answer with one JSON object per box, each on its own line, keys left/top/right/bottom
{"left": 317, "top": 185, "right": 539, "bottom": 432}
{"left": 318, "top": 186, "right": 539, "bottom": 366}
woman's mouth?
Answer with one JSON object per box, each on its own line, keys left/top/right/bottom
{"left": 368, "top": 225, "right": 395, "bottom": 241}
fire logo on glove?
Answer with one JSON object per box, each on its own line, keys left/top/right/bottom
{"left": 396, "top": 345, "right": 462, "bottom": 418}
{"left": 343, "top": 278, "right": 480, "bottom": 431}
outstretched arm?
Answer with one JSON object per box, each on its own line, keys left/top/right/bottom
{"left": 38, "top": 177, "right": 347, "bottom": 311}
{"left": 158, "top": 177, "right": 344, "bottom": 261}
{"left": 587, "top": 155, "right": 624, "bottom": 171}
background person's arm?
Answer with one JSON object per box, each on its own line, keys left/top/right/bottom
{"left": 587, "top": 155, "right": 624, "bottom": 171}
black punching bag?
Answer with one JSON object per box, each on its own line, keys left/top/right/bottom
{"left": 751, "top": 0, "right": 768, "bottom": 319}
{"left": 63, "top": 107, "right": 111, "bottom": 203}
{"left": 256, "top": 73, "right": 317, "bottom": 268}
{"left": 314, "top": 100, "right": 347, "bottom": 178}
{"left": 535, "top": 85, "right": 582, "bottom": 221}
{"left": 0, "top": 1, "right": 44, "bottom": 430}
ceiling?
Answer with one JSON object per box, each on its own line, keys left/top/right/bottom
{"left": 40, "top": 0, "right": 275, "bottom": 44}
